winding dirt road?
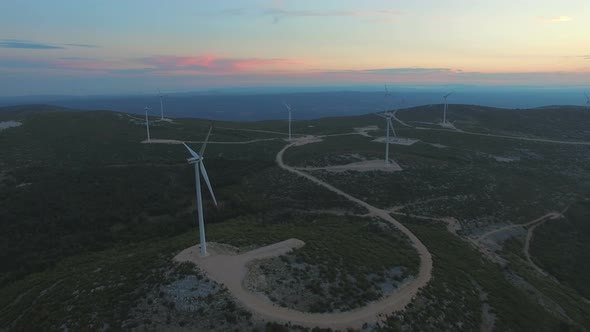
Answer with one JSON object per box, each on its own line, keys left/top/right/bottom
{"left": 419, "top": 127, "right": 590, "bottom": 146}
{"left": 523, "top": 207, "right": 568, "bottom": 276}
{"left": 181, "top": 136, "right": 433, "bottom": 330}
{"left": 259, "top": 138, "right": 433, "bottom": 329}
{"left": 392, "top": 111, "right": 590, "bottom": 146}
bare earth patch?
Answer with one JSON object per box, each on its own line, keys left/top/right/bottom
{"left": 142, "top": 139, "right": 183, "bottom": 144}
{"left": 0, "top": 121, "right": 22, "bottom": 131}
{"left": 429, "top": 143, "right": 448, "bottom": 149}
{"left": 142, "top": 138, "right": 279, "bottom": 144}
{"left": 372, "top": 137, "right": 419, "bottom": 146}
{"left": 296, "top": 159, "right": 402, "bottom": 173}
{"left": 493, "top": 156, "right": 518, "bottom": 162}
{"left": 354, "top": 125, "right": 379, "bottom": 137}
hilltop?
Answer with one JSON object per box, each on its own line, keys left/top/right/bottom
{"left": 1, "top": 104, "right": 589, "bottom": 331}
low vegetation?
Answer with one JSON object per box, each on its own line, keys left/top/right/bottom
{"left": 239, "top": 214, "right": 419, "bottom": 313}
{"left": 2, "top": 104, "right": 590, "bottom": 331}
{"left": 528, "top": 200, "right": 590, "bottom": 299}
{"left": 380, "top": 217, "right": 567, "bottom": 331}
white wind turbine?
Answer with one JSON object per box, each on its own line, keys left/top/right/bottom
{"left": 283, "top": 102, "right": 293, "bottom": 140}
{"left": 376, "top": 111, "right": 397, "bottom": 164}
{"left": 158, "top": 89, "right": 167, "bottom": 120}
{"left": 144, "top": 106, "right": 151, "bottom": 142}
{"left": 442, "top": 92, "right": 453, "bottom": 124}
{"left": 384, "top": 83, "right": 392, "bottom": 98}
{"left": 182, "top": 124, "right": 218, "bottom": 256}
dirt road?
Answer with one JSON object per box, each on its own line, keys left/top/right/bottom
{"left": 180, "top": 136, "right": 433, "bottom": 330}
{"left": 477, "top": 212, "right": 561, "bottom": 242}
{"left": 251, "top": 138, "right": 432, "bottom": 329}
{"left": 523, "top": 209, "right": 567, "bottom": 276}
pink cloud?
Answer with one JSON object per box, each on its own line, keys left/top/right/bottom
{"left": 139, "top": 54, "right": 307, "bottom": 74}
{"left": 147, "top": 54, "right": 218, "bottom": 68}
{"left": 3, "top": 54, "right": 588, "bottom": 87}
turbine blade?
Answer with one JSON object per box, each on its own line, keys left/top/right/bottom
{"left": 283, "top": 102, "right": 291, "bottom": 111}
{"left": 389, "top": 119, "right": 397, "bottom": 136}
{"left": 183, "top": 143, "right": 200, "bottom": 159}
{"left": 200, "top": 161, "right": 217, "bottom": 206}
{"left": 199, "top": 121, "right": 214, "bottom": 156}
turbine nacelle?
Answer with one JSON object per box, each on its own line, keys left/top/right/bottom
{"left": 283, "top": 102, "right": 292, "bottom": 112}
{"left": 183, "top": 143, "right": 202, "bottom": 161}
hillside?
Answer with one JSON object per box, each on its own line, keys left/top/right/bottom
{"left": 1, "top": 104, "right": 589, "bottom": 331}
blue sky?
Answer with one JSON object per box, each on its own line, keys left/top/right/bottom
{"left": 0, "top": 0, "right": 588, "bottom": 96}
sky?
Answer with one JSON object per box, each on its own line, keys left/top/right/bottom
{"left": 0, "top": 0, "right": 589, "bottom": 96}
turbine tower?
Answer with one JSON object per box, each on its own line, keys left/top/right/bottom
{"left": 283, "top": 102, "right": 293, "bottom": 140}
{"left": 182, "top": 124, "right": 217, "bottom": 256}
{"left": 384, "top": 83, "right": 392, "bottom": 98}
{"left": 144, "top": 106, "right": 151, "bottom": 142}
{"left": 383, "top": 84, "right": 394, "bottom": 111}
{"left": 442, "top": 92, "right": 453, "bottom": 124}
{"left": 376, "top": 112, "right": 397, "bottom": 164}
{"left": 585, "top": 92, "right": 590, "bottom": 109}
{"left": 158, "top": 89, "right": 167, "bottom": 120}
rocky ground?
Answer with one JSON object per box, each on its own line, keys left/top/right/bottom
{"left": 125, "top": 262, "right": 256, "bottom": 331}
{"left": 244, "top": 252, "right": 411, "bottom": 314}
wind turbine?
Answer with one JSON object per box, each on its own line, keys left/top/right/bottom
{"left": 158, "top": 89, "right": 167, "bottom": 120}
{"left": 585, "top": 92, "right": 590, "bottom": 109}
{"left": 283, "top": 102, "right": 293, "bottom": 140}
{"left": 384, "top": 83, "right": 392, "bottom": 98}
{"left": 383, "top": 84, "right": 394, "bottom": 111}
{"left": 144, "top": 106, "right": 151, "bottom": 142}
{"left": 442, "top": 92, "right": 454, "bottom": 124}
{"left": 376, "top": 111, "right": 397, "bottom": 164}
{"left": 182, "top": 123, "right": 217, "bottom": 257}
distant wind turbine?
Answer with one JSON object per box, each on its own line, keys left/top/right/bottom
{"left": 376, "top": 111, "right": 397, "bottom": 164}
{"left": 182, "top": 123, "right": 217, "bottom": 257}
{"left": 283, "top": 102, "right": 293, "bottom": 140}
{"left": 384, "top": 83, "right": 392, "bottom": 98}
{"left": 144, "top": 106, "right": 151, "bottom": 142}
{"left": 158, "top": 89, "right": 167, "bottom": 120}
{"left": 383, "top": 84, "right": 394, "bottom": 112}
{"left": 442, "top": 92, "right": 454, "bottom": 124}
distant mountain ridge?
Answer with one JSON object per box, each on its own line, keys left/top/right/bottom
{"left": 1, "top": 89, "right": 588, "bottom": 121}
